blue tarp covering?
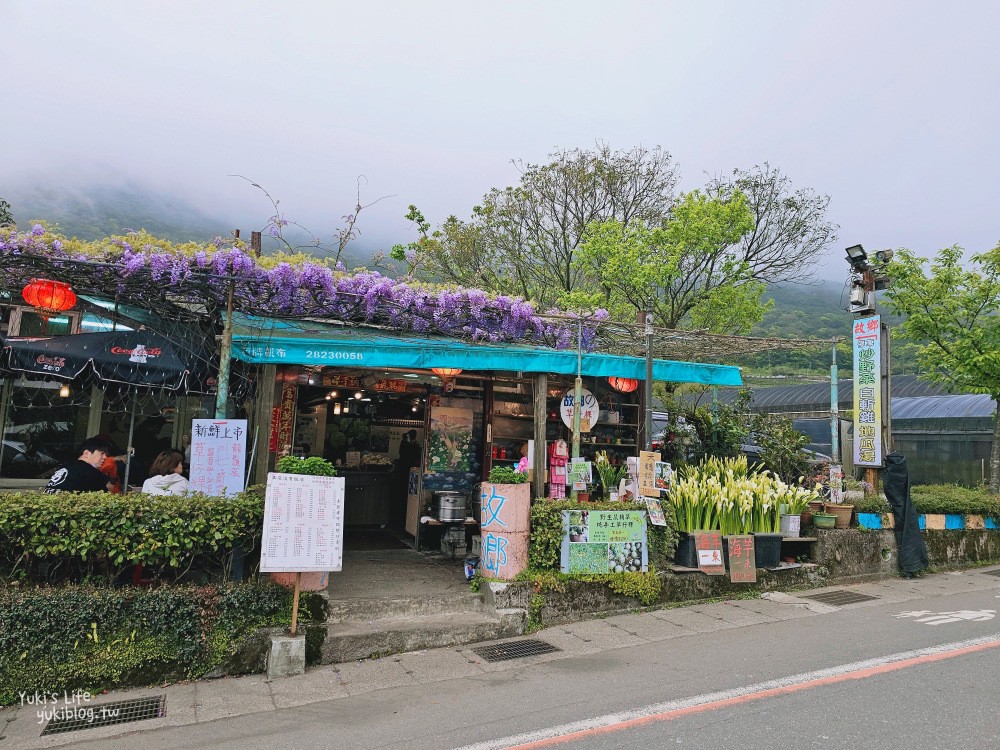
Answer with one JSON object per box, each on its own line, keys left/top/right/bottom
{"left": 230, "top": 315, "right": 742, "bottom": 386}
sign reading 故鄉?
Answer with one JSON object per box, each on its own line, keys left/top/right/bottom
{"left": 852, "top": 315, "right": 883, "bottom": 467}
{"left": 561, "top": 509, "right": 648, "bottom": 574}
{"left": 189, "top": 418, "right": 247, "bottom": 497}
{"left": 260, "top": 473, "right": 345, "bottom": 573}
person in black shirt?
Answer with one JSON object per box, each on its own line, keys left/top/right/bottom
{"left": 44, "top": 437, "right": 115, "bottom": 494}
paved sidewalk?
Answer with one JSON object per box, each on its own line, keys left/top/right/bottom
{"left": 3, "top": 566, "right": 999, "bottom": 749}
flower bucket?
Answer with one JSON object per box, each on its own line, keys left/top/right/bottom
{"left": 674, "top": 532, "right": 699, "bottom": 568}
{"left": 753, "top": 532, "right": 784, "bottom": 569}
{"left": 780, "top": 513, "right": 801, "bottom": 538}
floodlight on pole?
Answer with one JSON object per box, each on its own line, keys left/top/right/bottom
{"left": 845, "top": 244, "right": 868, "bottom": 268}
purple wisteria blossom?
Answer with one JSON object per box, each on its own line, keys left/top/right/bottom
{"left": 0, "top": 227, "right": 602, "bottom": 350}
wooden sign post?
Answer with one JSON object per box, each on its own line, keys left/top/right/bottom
{"left": 290, "top": 572, "right": 302, "bottom": 636}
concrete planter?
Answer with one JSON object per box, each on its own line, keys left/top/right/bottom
{"left": 479, "top": 482, "right": 531, "bottom": 580}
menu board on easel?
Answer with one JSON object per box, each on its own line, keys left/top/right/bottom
{"left": 260, "top": 473, "right": 345, "bottom": 572}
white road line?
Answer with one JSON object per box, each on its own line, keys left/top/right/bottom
{"left": 450, "top": 634, "right": 1000, "bottom": 750}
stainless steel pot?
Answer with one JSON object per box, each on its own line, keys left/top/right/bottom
{"left": 434, "top": 491, "right": 467, "bottom": 522}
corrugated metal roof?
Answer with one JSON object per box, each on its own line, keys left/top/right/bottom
{"left": 891, "top": 394, "right": 995, "bottom": 420}
{"left": 704, "top": 374, "right": 954, "bottom": 411}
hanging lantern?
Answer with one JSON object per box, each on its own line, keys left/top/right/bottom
{"left": 431, "top": 368, "right": 462, "bottom": 379}
{"left": 608, "top": 377, "right": 639, "bottom": 393}
{"left": 22, "top": 279, "right": 77, "bottom": 315}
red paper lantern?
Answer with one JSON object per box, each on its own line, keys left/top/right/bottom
{"left": 431, "top": 367, "right": 462, "bottom": 378}
{"left": 22, "top": 279, "right": 77, "bottom": 314}
{"left": 608, "top": 376, "right": 639, "bottom": 393}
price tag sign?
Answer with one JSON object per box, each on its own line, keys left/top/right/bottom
{"left": 726, "top": 534, "right": 757, "bottom": 583}
{"left": 639, "top": 450, "right": 660, "bottom": 497}
{"left": 694, "top": 531, "right": 725, "bottom": 576}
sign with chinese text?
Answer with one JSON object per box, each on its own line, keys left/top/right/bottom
{"left": 639, "top": 450, "right": 660, "bottom": 497}
{"left": 560, "top": 388, "right": 598, "bottom": 432}
{"left": 726, "top": 534, "right": 757, "bottom": 583}
{"left": 561, "top": 509, "right": 648, "bottom": 573}
{"left": 190, "top": 419, "right": 247, "bottom": 497}
{"left": 569, "top": 458, "right": 592, "bottom": 490}
{"left": 852, "top": 315, "right": 883, "bottom": 467}
{"left": 693, "top": 531, "right": 725, "bottom": 575}
{"left": 260, "top": 473, "right": 345, "bottom": 572}
{"left": 269, "top": 383, "right": 297, "bottom": 453}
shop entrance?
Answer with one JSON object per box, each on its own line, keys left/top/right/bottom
{"left": 291, "top": 373, "right": 428, "bottom": 532}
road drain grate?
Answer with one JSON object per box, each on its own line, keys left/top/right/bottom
{"left": 473, "top": 639, "right": 561, "bottom": 662}
{"left": 980, "top": 569, "right": 1000, "bottom": 577}
{"left": 800, "top": 590, "right": 880, "bottom": 606}
{"left": 41, "top": 696, "right": 165, "bottom": 736}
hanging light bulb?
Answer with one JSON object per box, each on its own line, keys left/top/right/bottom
{"left": 411, "top": 405, "right": 418, "bottom": 412}
{"left": 354, "top": 391, "right": 363, "bottom": 400}
{"left": 325, "top": 394, "right": 332, "bottom": 400}
{"left": 58, "top": 383, "right": 71, "bottom": 398}
{"left": 330, "top": 390, "right": 338, "bottom": 398}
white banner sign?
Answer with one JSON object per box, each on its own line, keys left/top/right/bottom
{"left": 261, "top": 473, "right": 345, "bottom": 573}
{"left": 189, "top": 418, "right": 247, "bottom": 497}
{"left": 561, "top": 388, "right": 598, "bottom": 432}
{"left": 852, "top": 315, "right": 883, "bottom": 467}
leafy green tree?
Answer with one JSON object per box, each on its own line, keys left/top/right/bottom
{"left": 395, "top": 144, "right": 679, "bottom": 305}
{"left": 0, "top": 197, "right": 13, "bottom": 227}
{"left": 706, "top": 163, "right": 838, "bottom": 284}
{"left": 575, "top": 190, "right": 768, "bottom": 333}
{"left": 884, "top": 244, "right": 1000, "bottom": 491}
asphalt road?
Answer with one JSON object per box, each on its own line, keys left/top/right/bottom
{"left": 13, "top": 570, "right": 1000, "bottom": 750}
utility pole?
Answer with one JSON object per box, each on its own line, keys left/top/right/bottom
{"left": 643, "top": 308, "right": 653, "bottom": 451}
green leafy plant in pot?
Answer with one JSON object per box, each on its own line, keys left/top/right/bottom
{"left": 276, "top": 455, "right": 338, "bottom": 477}
{"left": 487, "top": 465, "right": 529, "bottom": 484}
{"left": 593, "top": 451, "right": 627, "bottom": 501}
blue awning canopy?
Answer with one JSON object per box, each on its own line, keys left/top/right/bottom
{"left": 230, "top": 315, "right": 742, "bottom": 387}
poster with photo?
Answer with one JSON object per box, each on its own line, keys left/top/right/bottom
{"left": 643, "top": 497, "right": 668, "bottom": 526}
{"left": 427, "top": 407, "right": 473, "bottom": 473}
{"left": 654, "top": 461, "right": 673, "bottom": 493}
{"left": 561, "top": 510, "right": 648, "bottom": 573}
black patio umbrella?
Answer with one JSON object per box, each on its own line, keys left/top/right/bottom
{"left": 0, "top": 330, "right": 202, "bottom": 489}
{"left": 0, "top": 329, "right": 191, "bottom": 389}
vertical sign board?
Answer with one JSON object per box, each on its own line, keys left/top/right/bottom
{"left": 852, "top": 315, "right": 883, "bottom": 467}
{"left": 561, "top": 510, "right": 648, "bottom": 574}
{"left": 639, "top": 450, "right": 660, "bottom": 498}
{"left": 693, "top": 531, "right": 725, "bottom": 575}
{"left": 190, "top": 419, "right": 247, "bottom": 497}
{"left": 726, "top": 534, "right": 757, "bottom": 583}
{"left": 260, "top": 473, "right": 345, "bottom": 572}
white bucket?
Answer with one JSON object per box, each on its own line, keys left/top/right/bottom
{"left": 780, "top": 513, "right": 801, "bottom": 538}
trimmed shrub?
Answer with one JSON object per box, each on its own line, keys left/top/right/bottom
{"left": 852, "top": 485, "right": 1000, "bottom": 519}
{"left": 0, "top": 488, "right": 265, "bottom": 583}
{"left": 0, "top": 580, "right": 319, "bottom": 705}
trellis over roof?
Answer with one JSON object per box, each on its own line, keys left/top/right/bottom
{"left": 559, "top": 317, "right": 841, "bottom": 362}
{"left": 0, "top": 248, "right": 838, "bottom": 364}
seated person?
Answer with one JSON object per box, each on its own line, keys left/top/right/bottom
{"left": 44, "top": 437, "right": 116, "bottom": 494}
{"left": 141, "top": 451, "right": 191, "bottom": 496}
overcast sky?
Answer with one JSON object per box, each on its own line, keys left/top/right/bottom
{"left": 3, "top": 1, "right": 999, "bottom": 279}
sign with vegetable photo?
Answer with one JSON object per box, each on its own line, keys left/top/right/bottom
{"left": 560, "top": 510, "right": 648, "bottom": 574}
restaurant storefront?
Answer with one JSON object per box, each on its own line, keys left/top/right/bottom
{"left": 232, "top": 315, "right": 742, "bottom": 542}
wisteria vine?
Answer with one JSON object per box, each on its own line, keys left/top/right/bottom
{"left": 0, "top": 226, "right": 607, "bottom": 350}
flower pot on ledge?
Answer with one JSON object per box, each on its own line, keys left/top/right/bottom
{"left": 826, "top": 503, "right": 854, "bottom": 529}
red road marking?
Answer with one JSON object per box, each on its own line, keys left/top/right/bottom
{"left": 503, "top": 637, "right": 1000, "bottom": 749}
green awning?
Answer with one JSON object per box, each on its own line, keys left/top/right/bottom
{"left": 230, "top": 315, "right": 742, "bottom": 386}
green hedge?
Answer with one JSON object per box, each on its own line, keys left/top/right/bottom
{"left": 853, "top": 484, "right": 1000, "bottom": 518}
{"left": 0, "top": 581, "right": 319, "bottom": 705}
{"left": 0, "top": 488, "right": 265, "bottom": 583}
{"left": 528, "top": 499, "right": 677, "bottom": 572}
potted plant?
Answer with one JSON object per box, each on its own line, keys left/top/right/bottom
{"left": 812, "top": 512, "right": 838, "bottom": 529}
{"left": 593, "top": 451, "right": 627, "bottom": 502}
{"left": 825, "top": 500, "right": 855, "bottom": 529}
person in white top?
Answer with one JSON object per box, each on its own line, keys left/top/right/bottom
{"left": 141, "top": 450, "right": 190, "bottom": 496}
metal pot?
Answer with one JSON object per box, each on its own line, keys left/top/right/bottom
{"left": 434, "top": 491, "right": 467, "bottom": 522}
